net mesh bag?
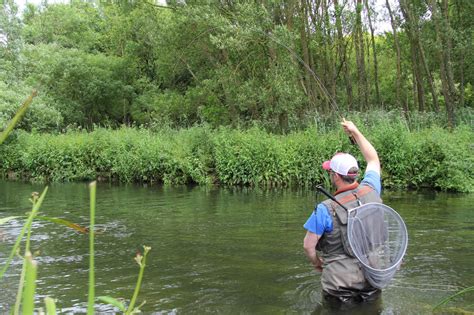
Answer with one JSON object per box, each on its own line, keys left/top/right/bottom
{"left": 347, "top": 202, "right": 408, "bottom": 289}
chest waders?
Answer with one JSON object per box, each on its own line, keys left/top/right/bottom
{"left": 316, "top": 184, "right": 382, "bottom": 298}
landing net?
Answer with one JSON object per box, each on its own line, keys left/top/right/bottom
{"left": 347, "top": 202, "right": 408, "bottom": 289}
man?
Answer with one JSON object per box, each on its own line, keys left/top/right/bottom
{"left": 303, "top": 119, "right": 382, "bottom": 307}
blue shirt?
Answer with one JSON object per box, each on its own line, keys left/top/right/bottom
{"left": 303, "top": 170, "right": 381, "bottom": 236}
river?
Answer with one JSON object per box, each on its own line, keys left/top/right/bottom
{"left": 0, "top": 180, "right": 473, "bottom": 314}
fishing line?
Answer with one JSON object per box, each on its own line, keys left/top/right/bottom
{"left": 258, "top": 32, "right": 344, "bottom": 119}
{"left": 166, "top": 4, "right": 346, "bottom": 120}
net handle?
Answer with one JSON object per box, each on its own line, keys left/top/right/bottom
{"left": 316, "top": 185, "right": 349, "bottom": 211}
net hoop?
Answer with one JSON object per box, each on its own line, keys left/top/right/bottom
{"left": 347, "top": 202, "right": 408, "bottom": 288}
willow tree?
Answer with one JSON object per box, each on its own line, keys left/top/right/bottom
{"left": 400, "top": 0, "right": 439, "bottom": 112}
{"left": 429, "top": 0, "right": 457, "bottom": 127}
{"left": 354, "top": 0, "right": 369, "bottom": 110}
{"left": 364, "top": 0, "right": 380, "bottom": 106}
{"left": 334, "top": 0, "right": 354, "bottom": 110}
{"left": 385, "top": 0, "right": 407, "bottom": 112}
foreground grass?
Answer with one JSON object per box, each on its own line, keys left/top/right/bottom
{"left": 0, "top": 117, "right": 473, "bottom": 192}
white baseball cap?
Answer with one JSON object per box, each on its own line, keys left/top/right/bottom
{"left": 322, "top": 153, "right": 359, "bottom": 176}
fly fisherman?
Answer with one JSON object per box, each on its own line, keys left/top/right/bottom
{"left": 303, "top": 120, "right": 382, "bottom": 308}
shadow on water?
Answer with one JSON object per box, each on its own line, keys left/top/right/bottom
{"left": 312, "top": 296, "right": 383, "bottom": 315}
{"left": 0, "top": 181, "right": 473, "bottom": 314}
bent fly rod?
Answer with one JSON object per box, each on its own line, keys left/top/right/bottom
{"left": 166, "top": 4, "right": 356, "bottom": 142}
{"left": 260, "top": 32, "right": 356, "bottom": 144}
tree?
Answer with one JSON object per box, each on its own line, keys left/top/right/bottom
{"left": 429, "top": 0, "right": 457, "bottom": 127}
{"left": 365, "top": 0, "right": 381, "bottom": 106}
{"left": 385, "top": 0, "right": 407, "bottom": 112}
{"left": 0, "top": 0, "right": 22, "bottom": 81}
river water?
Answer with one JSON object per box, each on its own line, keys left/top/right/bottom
{"left": 0, "top": 180, "right": 473, "bottom": 314}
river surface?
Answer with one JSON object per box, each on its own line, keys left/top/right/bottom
{"left": 0, "top": 180, "right": 473, "bottom": 314}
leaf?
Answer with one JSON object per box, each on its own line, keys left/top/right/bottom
{"left": 35, "top": 216, "right": 89, "bottom": 234}
{"left": 0, "top": 216, "right": 21, "bottom": 225}
{"left": 44, "top": 297, "right": 57, "bottom": 315}
{"left": 97, "top": 296, "right": 126, "bottom": 312}
{"left": 0, "top": 90, "right": 37, "bottom": 145}
{"left": 22, "top": 253, "right": 38, "bottom": 314}
{"left": 433, "top": 286, "right": 474, "bottom": 310}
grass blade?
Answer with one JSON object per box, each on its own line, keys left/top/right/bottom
{"left": 0, "top": 216, "right": 21, "bottom": 225}
{"left": 0, "top": 187, "right": 48, "bottom": 281}
{"left": 97, "top": 296, "right": 126, "bottom": 312}
{"left": 87, "top": 181, "right": 96, "bottom": 315}
{"left": 14, "top": 190, "right": 48, "bottom": 314}
{"left": 44, "top": 297, "right": 57, "bottom": 315}
{"left": 22, "top": 252, "right": 37, "bottom": 315}
{"left": 126, "top": 246, "right": 151, "bottom": 314}
{"left": 35, "top": 216, "right": 89, "bottom": 234}
{"left": 433, "top": 286, "right": 474, "bottom": 310}
{"left": 0, "top": 90, "right": 37, "bottom": 145}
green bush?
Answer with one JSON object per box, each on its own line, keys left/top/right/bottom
{"left": 1, "top": 123, "right": 472, "bottom": 192}
{"left": 0, "top": 81, "right": 64, "bottom": 132}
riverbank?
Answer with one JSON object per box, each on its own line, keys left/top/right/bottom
{"left": 0, "top": 123, "right": 472, "bottom": 192}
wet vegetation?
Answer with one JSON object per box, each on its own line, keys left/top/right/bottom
{"left": 1, "top": 111, "right": 472, "bottom": 192}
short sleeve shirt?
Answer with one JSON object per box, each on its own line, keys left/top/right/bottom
{"left": 303, "top": 170, "right": 381, "bottom": 236}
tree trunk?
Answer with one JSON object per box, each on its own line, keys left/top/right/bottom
{"left": 399, "top": 0, "right": 425, "bottom": 111}
{"left": 334, "top": 0, "right": 354, "bottom": 110}
{"left": 429, "top": 0, "right": 456, "bottom": 127}
{"left": 323, "top": 0, "right": 336, "bottom": 103}
{"left": 299, "top": 0, "right": 316, "bottom": 108}
{"left": 354, "top": 0, "right": 368, "bottom": 110}
{"left": 385, "top": 0, "right": 407, "bottom": 112}
{"left": 401, "top": 0, "right": 439, "bottom": 112}
{"left": 365, "top": 0, "right": 380, "bottom": 106}
{"left": 306, "top": 0, "right": 330, "bottom": 113}
{"left": 454, "top": 0, "right": 465, "bottom": 108}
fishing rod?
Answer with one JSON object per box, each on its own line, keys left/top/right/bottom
{"left": 168, "top": 4, "right": 344, "bottom": 119}
{"left": 215, "top": 6, "right": 357, "bottom": 143}
{"left": 164, "top": 4, "right": 356, "bottom": 142}
{"left": 259, "top": 32, "right": 357, "bottom": 144}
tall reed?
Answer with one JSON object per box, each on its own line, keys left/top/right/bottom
{"left": 433, "top": 286, "right": 474, "bottom": 311}
{"left": 1, "top": 93, "right": 151, "bottom": 313}
{"left": 21, "top": 252, "right": 37, "bottom": 315}
{"left": 0, "top": 188, "right": 48, "bottom": 281}
{"left": 87, "top": 181, "right": 96, "bottom": 314}
{"left": 0, "top": 90, "right": 36, "bottom": 145}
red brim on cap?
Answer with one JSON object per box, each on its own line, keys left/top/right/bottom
{"left": 322, "top": 160, "right": 331, "bottom": 170}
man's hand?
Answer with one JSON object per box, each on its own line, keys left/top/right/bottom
{"left": 314, "top": 256, "right": 323, "bottom": 272}
{"left": 340, "top": 118, "right": 380, "bottom": 174}
{"left": 341, "top": 119, "right": 359, "bottom": 137}
{"left": 304, "top": 231, "right": 324, "bottom": 272}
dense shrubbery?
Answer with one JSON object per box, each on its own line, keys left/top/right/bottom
{"left": 1, "top": 119, "right": 472, "bottom": 192}
{"left": 0, "top": 82, "right": 64, "bottom": 132}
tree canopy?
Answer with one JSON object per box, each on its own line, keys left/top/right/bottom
{"left": 1, "top": 0, "right": 472, "bottom": 132}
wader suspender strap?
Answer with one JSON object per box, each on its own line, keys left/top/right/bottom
{"left": 331, "top": 185, "right": 374, "bottom": 210}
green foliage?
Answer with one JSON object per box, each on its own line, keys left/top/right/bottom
{"left": 23, "top": 43, "right": 132, "bottom": 127}
{"left": 0, "top": 184, "right": 151, "bottom": 314}
{"left": 433, "top": 286, "right": 474, "bottom": 311}
{"left": 371, "top": 118, "right": 474, "bottom": 192}
{"left": 0, "top": 83, "right": 63, "bottom": 133}
{"left": 2, "top": 1, "right": 472, "bottom": 130}
{"left": 1, "top": 118, "right": 472, "bottom": 192}
{"left": 212, "top": 126, "right": 339, "bottom": 186}
{"left": 22, "top": 2, "right": 102, "bottom": 52}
